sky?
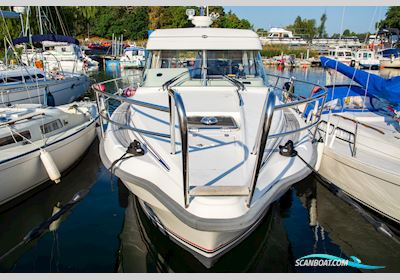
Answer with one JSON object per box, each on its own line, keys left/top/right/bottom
{"left": 224, "top": 6, "right": 388, "bottom": 35}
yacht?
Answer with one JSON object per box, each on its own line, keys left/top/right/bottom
{"left": 0, "top": 64, "right": 90, "bottom": 106}
{"left": 259, "top": 28, "right": 307, "bottom": 46}
{"left": 353, "top": 48, "right": 380, "bottom": 69}
{"left": 0, "top": 101, "right": 98, "bottom": 206}
{"left": 378, "top": 48, "right": 400, "bottom": 69}
{"left": 94, "top": 9, "right": 326, "bottom": 267}
{"left": 16, "top": 34, "right": 99, "bottom": 74}
{"left": 119, "top": 46, "right": 147, "bottom": 69}
{"left": 308, "top": 57, "right": 400, "bottom": 223}
{"left": 326, "top": 47, "right": 355, "bottom": 66}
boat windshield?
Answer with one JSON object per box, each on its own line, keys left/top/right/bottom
{"left": 141, "top": 50, "right": 267, "bottom": 87}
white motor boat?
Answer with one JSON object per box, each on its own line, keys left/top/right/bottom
{"left": 0, "top": 101, "right": 98, "bottom": 206}
{"left": 17, "top": 35, "right": 99, "bottom": 74}
{"left": 354, "top": 49, "right": 380, "bottom": 69}
{"left": 119, "top": 46, "right": 147, "bottom": 69}
{"left": 0, "top": 64, "right": 90, "bottom": 106}
{"left": 94, "top": 10, "right": 326, "bottom": 267}
{"left": 309, "top": 57, "right": 400, "bottom": 224}
{"left": 326, "top": 47, "right": 355, "bottom": 66}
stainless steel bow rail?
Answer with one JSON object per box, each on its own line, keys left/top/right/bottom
{"left": 93, "top": 77, "right": 327, "bottom": 208}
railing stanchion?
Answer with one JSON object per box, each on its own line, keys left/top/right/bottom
{"left": 169, "top": 90, "right": 189, "bottom": 208}
{"left": 247, "top": 91, "right": 276, "bottom": 208}
{"left": 169, "top": 94, "right": 176, "bottom": 154}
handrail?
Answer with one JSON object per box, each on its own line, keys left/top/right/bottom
{"left": 93, "top": 75, "right": 327, "bottom": 209}
{"left": 168, "top": 89, "right": 190, "bottom": 208}
{"left": 247, "top": 91, "right": 276, "bottom": 207}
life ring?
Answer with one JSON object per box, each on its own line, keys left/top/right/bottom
{"left": 35, "top": 60, "right": 44, "bottom": 70}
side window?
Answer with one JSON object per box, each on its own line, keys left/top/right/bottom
{"left": 40, "top": 119, "right": 63, "bottom": 134}
{"left": 0, "top": 130, "right": 31, "bottom": 147}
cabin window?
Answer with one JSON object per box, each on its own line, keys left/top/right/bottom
{"left": 0, "top": 130, "right": 31, "bottom": 147}
{"left": 283, "top": 34, "right": 289, "bottom": 38}
{"left": 40, "top": 119, "right": 63, "bottom": 134}
{"left": 345, "top": 52, "right": 352, "bottom": 57}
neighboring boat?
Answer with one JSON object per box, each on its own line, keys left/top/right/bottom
{"left": 326, "top": 47, "right": 355, "bottom": 66}
{"left": 378, "top": 48, "right": 400, "bottom": 69}
{"left": 119, "top": 46, "right": 147, "bottom": 69}
{"left": 94, "top": 9, "right": 326, "bottom": 267}
{"left": 306, "top": 57, "right": 400, "bottom": 224}
{"left": 353, "top": 48, "right": 380, "bottom": 69}
{"left": 259, "top": 28, "right": 307, "bottom": 46}
{"left": 15, "top": 34, "right": 99, "bottom": 74}
{"left": 0, "top": 101, "right": 98, "bottom": 206}
{"left": 0, "top": 64, "right": 90, "bottom": 106}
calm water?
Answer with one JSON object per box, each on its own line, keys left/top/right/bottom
{"left": 1, "top": 66, "right": 399, "bottom": 273}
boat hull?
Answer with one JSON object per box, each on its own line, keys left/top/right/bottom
{"left": 122, "top": 180, "right": 267, "bottom": 268}
{"left": 318, "top": 147, "right": 400, "bottom": 223}
{"left": 0, "top": 120, "right": 97, "bottom": 206}
{"left": 0, "top": 75, "right": 89, "bottom": 106}
{"left": 380, "top": 58, "right": 400, "bottom": 68}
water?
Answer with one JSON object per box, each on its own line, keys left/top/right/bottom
{"left": 1, "top": 66, "right": 399, "bottom": 273}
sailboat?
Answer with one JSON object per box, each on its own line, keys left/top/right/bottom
{"left": 307, "top": 57, "right": 400, "bottom": 223}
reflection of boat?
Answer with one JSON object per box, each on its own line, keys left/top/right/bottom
{"left": 309, "top": 57, "right": 400, "bottom": 223}
{"left": 0, "top": 101, "right": 98, "bottom": 206}
{"left": 96, "top": 8, "right": 325, "bottom": 267}
{"left": 0, "top": 140, "right": 101, "bottom": 271}
{"left": 0, "top": 65, "right": 90, "bottom": 106}
{"left": 296, "top": 176, "right": 400, "bottom": 272}
{"left": 117, "top": 183, "right": 292, "bottom": 272}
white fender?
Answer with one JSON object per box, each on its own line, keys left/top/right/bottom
{"left": 40, "top": 150, "right": 61, "bottom": 184}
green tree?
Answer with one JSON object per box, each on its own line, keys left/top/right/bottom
{"left": 318, "top": 13, "right": 327, "bottom": 38}
{"left": 378, "top": 6, "right": 400, "bottom": 29}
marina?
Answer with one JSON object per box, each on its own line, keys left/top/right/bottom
{"left": 0, "top": 4, "right": 399, "bottom": 274}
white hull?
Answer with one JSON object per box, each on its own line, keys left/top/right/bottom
{"left": 318, "top": 147, "right": 400, "bottom": 223}
{"left": 122, "top": 180, "right": 271, "bottom": 267}
{"left": 0, "top": 75, "right": 89, "bottom": 106}
{"left": 0, "top": 120, "right": 96, "bottom": 205}
{"left": 380, "top": 58, "right": 400, "bottom": 68}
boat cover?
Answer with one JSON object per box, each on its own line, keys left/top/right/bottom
{"left": 12, "top": 34, "right": 79, "bottom": 46}
{"left": 320, "top": 56, "right": 400, "bottom": 110}
{"left": 0, "top": 10, "right": 21, "bottom": 19}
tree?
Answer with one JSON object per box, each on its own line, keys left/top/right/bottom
{"left": 378, "top": 6, "right": 400, "bottom": 29}
{"left": 287, "top": 16, "right": 317, "bottom": 42}
{"left": 318, "top": 13, "right": 327, "bottom": 38}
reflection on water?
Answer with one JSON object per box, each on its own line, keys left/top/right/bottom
{"left": 0, "top": 66, "right": 399, "bottom": 272}
{"left": 294, "top": 176, "right": 400, "bottom": 272}
{"left": 117, "top": 183, "right": 292, "bottom": 272}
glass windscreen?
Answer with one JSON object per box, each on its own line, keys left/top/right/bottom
{"left": 142, "top": 50, "right": 266, "bottom": 87}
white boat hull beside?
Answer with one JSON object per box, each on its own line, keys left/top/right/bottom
{"left": 0, "top": 118, "right": 97, "bottom": 206}
{"left": 0, "top": 75, "right": 90, "bottom": 106}
{"left": 318, "top": 146, "right": 400, "bottom": 223}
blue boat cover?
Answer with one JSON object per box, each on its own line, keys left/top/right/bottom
{"left": 0, "top": 10, "right": 21, "bottom": 19}
{"left": 12, "top": 34, "right": 79, "bottom": 46}
{"left": 320, "top": 56, "right": 400, "bottom": 109}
